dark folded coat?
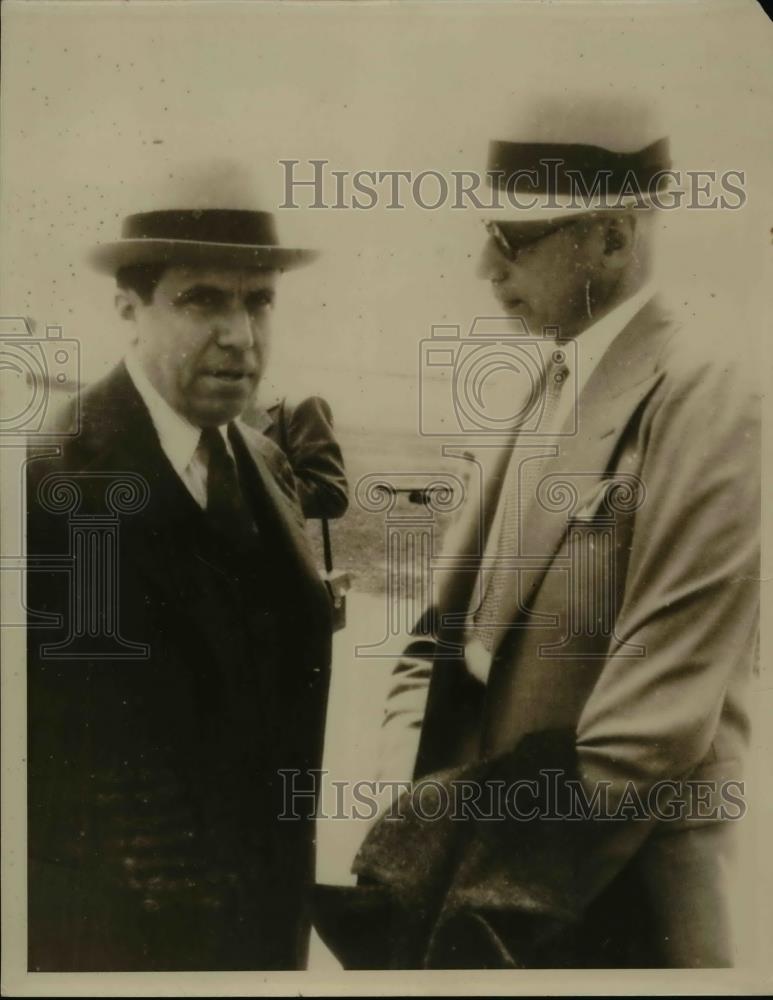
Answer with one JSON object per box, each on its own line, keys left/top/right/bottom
{"left": 314, "top": 730, "right": 662, "bottom": 969}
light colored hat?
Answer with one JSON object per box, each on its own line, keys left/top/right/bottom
{"left": 88, "top": 159, "right": 318, "bottom": 273}
{"left": 484, "top": 93, "right": 671, "bottom": 220}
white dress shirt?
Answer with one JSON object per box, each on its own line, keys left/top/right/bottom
{"left": 124, "top": 352, "right": 233, "bottom": 509}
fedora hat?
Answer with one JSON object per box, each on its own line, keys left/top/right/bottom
{"left": 484, "top": 93, "right": 671, "bottom": 221}
{"left": 88, "top": 159, "right": 319, "bottom": 274}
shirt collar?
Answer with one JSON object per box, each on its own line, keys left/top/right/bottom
{"left": 571, "top": 281, "right": 655, "bottom": 395}
{"left": 124, "top": 351, "right": 231, "bottom": 475}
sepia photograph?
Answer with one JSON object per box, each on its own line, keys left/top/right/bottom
{"left": 1, "top": 0, "right": 771, "bottom": 994}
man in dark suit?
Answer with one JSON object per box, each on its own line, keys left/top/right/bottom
{"left": 314, "top": 97, "right": 760, "bottom": 969}
{"left": 26, "top": 161, "right": 333, "bottom": 971}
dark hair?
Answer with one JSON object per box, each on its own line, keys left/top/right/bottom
{"left": 115, "top": 262, "right": 169, "bottom": 304}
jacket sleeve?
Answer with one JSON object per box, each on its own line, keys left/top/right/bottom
{"left": 558, "top": 339, "right": 760, "bottom": 906}
{"left": 378, "top": 459, "right": 490, "bottom": 781}
{"left": 378, "top": 639, "right": 435, "bottom": 782}
{"left": 281, "top": 397, "right": 350, "bottom": 520}
{"left": 577, "top": 342, "right": 759, "bottom": 791}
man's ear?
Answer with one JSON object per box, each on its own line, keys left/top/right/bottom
{"left": 115, "top": 290, "right": 139, "bottom": 322}
{"left": 115, "top": 290, "right": 143, "bottom": 346}
{"left": 601, "top": 214, "right": 636, "bottom": 270}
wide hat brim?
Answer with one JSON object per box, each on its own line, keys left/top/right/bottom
{"left": 482, "top": 136, "right": 673, "bottom": 221}
{"left": 88, "top": 238, "right": 318, "bottom": 274}
{"left": 481, "top": 191, "right": 667, "bottom": 222}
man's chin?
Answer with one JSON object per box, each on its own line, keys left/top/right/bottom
{"left": 188, "top": 398, "right": 250, "bottom": 429}
{"left": 500, "top": 307, "right": 538, "bottom": 334}
{"left": 502, "top": 309, "right": 566, "bottom": 338}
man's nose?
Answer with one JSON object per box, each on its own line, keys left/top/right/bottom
{"left": 215, "top": 307, "right": 256, "bottom": 350}
{"left": 476, "top": 237, "right": 511, "bottom": 283}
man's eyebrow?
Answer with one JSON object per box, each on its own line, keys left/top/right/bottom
{"left": 174, "top": 283, "right": 229, "bottom": 299}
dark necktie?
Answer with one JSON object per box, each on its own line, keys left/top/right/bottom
{"left": 200, "top": 426, "right": 258, "bottom": 542}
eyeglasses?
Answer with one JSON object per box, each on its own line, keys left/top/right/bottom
{"left": 483, "top": 217, "right": 579, "bottom": 263}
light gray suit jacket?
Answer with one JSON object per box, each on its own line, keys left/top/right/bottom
{"left": 339, "top": 296, "right": 760, "bottom": 969}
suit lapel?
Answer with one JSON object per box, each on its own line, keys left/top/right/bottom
{"left": 75, "top": 363, "right": 328, "bottom": 635}
{"left": 434, "top": 436, "right": 519, "bottom": 631}
{"left": 229, "top": 423, "right": 323, "bottom": 591}
{"left": 73, "top": 364, "right": 218, "bottom": 603}
{"left": 487, "top": 297, "right": 674, "bottom": 656}
{"left": 80, "top": 364, "right": 319, "bottom": 584}
{"left": 75, "top": 362, "right": 201, "bottom": 512}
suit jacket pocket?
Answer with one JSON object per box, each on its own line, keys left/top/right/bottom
{"left": 571, "top": 479, "right": 615, "bottom": 522}
{"left": 571, "top": 473, "right": 646, "bottom": 524}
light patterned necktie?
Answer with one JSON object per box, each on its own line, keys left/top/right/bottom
{"left": 474, "top": 353, "right": 570, "bottom": 651}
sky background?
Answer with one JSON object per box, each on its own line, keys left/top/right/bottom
{"left": 1, "top": 0, "right": 771, "bottom": 433}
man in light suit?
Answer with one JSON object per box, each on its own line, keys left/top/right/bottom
{"left": 313, "top": 97, "right": 760, "bottom": 968}
{"left": 26, "top": 161, "right": 333, "bottom": 971}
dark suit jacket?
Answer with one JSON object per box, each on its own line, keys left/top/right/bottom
{"left": 314, "top": 297, "right": 760, "bottom": 969}
{"left": 26, "top": 362, "right": 333, "bottom": 972}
